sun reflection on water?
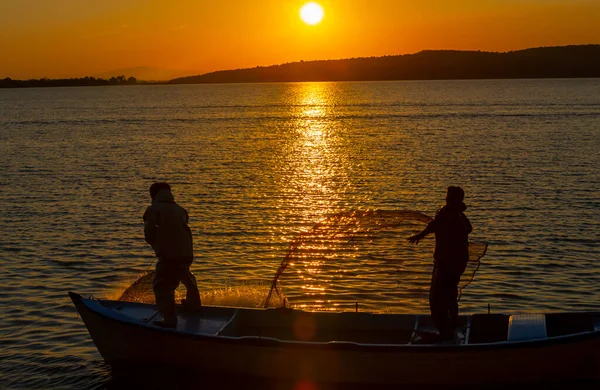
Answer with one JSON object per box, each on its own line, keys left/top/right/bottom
{"left": 270, "top": 85, "right": 440, "bottom": 312}
{"left": 285, "top": 84, "right": 358, "bottom": 306}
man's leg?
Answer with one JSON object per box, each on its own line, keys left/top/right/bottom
{"left": 431, "top": 266, "right": 463, "bottom": 341}
{"left": 429, "top": 266, "right": 446, "bottom": 338}
{"left": 177, "top": 258, "right": 202, "bottom": 311}
{"left": 438, "top": 269, "right": 464, "bottom": 341}
{"left": 153, "top": 260, "right": 179, "bottom": 325}
{"left": 446, "top": 272, "right": 461, "bottom": 324}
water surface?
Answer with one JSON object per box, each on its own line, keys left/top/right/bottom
{"left": 1, "top": 79, "right": 599, "bottom": 388}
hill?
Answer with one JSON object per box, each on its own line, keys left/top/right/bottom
{"left": 170, "top": 45, "right": 600, "bottom": 84}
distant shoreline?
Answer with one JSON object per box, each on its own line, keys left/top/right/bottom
{"left": 0, "top": 76, "right": 162, "bottom": 89}
{"left": 3, "top": 77, "right": 600, "bottom": 90}
{"left": 2, "top": 45, "right": 599, "bottom": 89}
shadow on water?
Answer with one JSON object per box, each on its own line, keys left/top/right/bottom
{"left": 101, "top": 364, "right": 599, "bottom": 390}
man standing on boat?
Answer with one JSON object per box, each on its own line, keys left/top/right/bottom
{"left": 143, "top": 182, "right": 202, "bottom": 328}
{"left": 408, "top": 186, "right": 472, "bottom": 342}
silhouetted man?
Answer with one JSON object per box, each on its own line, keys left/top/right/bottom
{"left": 144, "top": 182, "right": 202, "bottom": 328}
{"left": 408, "top": 186, "right": 472, "bottom": 342}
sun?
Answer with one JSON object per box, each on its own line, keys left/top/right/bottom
{"left": 300, "top": 2, "right": 324, "bottom": 26}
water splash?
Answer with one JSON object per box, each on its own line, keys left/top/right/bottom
{"left": 117, "top": 271, "right": 156, "bottom": 303}
{"left": 117, "top": 271, "right": 285, "bottom": 308}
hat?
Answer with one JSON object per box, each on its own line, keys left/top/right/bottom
{"left": 149, "top": 182, "right": 171, "bottom": 199}
{"left": 446, "top": 186, "right": 465, "bottom": 205}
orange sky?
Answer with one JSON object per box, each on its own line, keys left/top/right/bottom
{"left": 1, "top": 0, "right": 599, "bottom": 79}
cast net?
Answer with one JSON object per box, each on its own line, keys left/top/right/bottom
{"left": 263, "top": 210, "right": 487, "bottom": 311}
{"left": 117, "top": 209, "right": 486, "bottom": 312}
{"left": 117, "top": 272, "right": 286, "bottom": 307}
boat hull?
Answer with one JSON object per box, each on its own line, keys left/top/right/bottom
{"left": 70, "top": 292, "right": 600, "bottom": 385}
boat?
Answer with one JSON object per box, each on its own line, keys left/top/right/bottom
{"left": 69, "top": 291, "right": 600, "bottom": 385}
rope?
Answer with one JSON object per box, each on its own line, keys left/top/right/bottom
{"left": 457, "top": 259, "right": 482, "bottom": 302}
{"left": 144, "top": 258, "right": 156, "bottom": 273}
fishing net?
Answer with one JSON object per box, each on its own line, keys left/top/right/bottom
{"left": 118, "top": 271, "right": 156, "bottom": 303}
{"left": 117, "top": 209, "right": 486, "bottom": 312}
{"left": 263, "top": 209, "right": 487, "bottom": 310}
{"left": 118, "top": 271, "right": 285, "bottom": 308}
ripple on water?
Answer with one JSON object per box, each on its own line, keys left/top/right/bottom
{"left": 2, "top": 80, "right": 599, "bottom": 388}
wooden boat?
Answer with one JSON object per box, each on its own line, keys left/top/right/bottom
{"left": 69, "top": 292, "right": 600, "bottom": 385}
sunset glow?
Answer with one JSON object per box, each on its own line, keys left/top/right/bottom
{"left": 0, "top": 0, "right": 598, "bottom": 79}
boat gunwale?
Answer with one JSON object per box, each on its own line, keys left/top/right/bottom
{"left": 70, "top": 291, "right": 600, "bottom": 353}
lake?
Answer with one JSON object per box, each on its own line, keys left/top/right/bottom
{"left": 1, "top": 79, "right": 599, "bottom": 388}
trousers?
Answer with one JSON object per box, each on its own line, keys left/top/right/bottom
{"left": 153, "top": 256, "right": 202, "bottom": 324}
{"left": 429, "top": 263, "right": 465, "bottom": 341}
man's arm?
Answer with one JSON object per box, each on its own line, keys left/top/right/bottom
{"left": 143, "top": 207, "right": 157, "bottom": 247}
{"left": 407, "top": 223, "right": 434, "bottom": 245}
{"left": 408, "top": 209, "right": 441, "bottom": 245}
{"left": 462, "top": 214, "right": 473, "bottom": 234}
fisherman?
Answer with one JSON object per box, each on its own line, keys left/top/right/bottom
{"left": 143, "top": 182, "right": 202, "bottom": 328}
{"left": 408, "top": 186, "right": 472, "bottom": 342}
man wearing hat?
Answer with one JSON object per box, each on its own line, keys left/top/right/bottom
{"left": 408, "top": 186, "right": 473, "bottom": 342}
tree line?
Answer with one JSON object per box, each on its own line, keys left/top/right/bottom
{"left": 0, "top": 75, "right": 142, "bottom": 88}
